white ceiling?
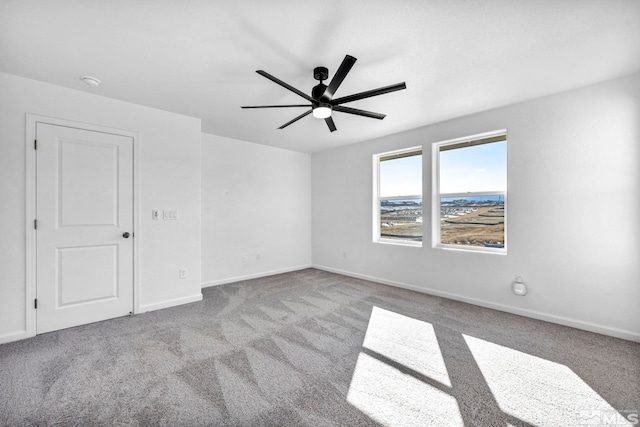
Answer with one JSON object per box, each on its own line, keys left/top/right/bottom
{"left": 1, "top": 0, "right": 639, "bottom": 153}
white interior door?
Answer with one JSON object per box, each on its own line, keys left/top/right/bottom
{"left": 36, "top": 123, "right": 134, "bottom": 334}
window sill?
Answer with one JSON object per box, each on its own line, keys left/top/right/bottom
{"left": 433, "top": 243, "right": 507, "bottom": 255}
{"left": 375, "top": 238, "right": 422, "bottom": 248}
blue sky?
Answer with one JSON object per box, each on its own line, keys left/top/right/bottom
{"left": 440, "top": 141, "right": 507, "bottom": 193}
{"left": 440, "top": 141, "right": 506, "bottom": 193}
{"left": 379, "top": 141, "right": 506, "bottom": 196}
{"left": 380, "top": 155, "right": 422, "bottom": 197}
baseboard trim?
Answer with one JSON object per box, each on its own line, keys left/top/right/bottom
{"left": 0, "top": 330, "right": 29, "bottom": 345}
{"left": 313, "top": 264, "right": 640, "bottom": 343}
{"left": 201, "top": 264, "right": 313, "bottom": 288}
{"left": 139, "top": 293, "right": 203, "bottom": 313}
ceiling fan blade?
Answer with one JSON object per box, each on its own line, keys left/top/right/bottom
{"left": 331, "top": 82, "right": 407, "bottom": 106}
{"left": 241, "top": 105, "right": 312, "bottom": 109}
{"left": 256, "top": 70, "right": 315, "bottom": 103}
{"left": 322, "top": 55, "right": 357, "bottom": 101}
{"left": 278, "top": 109, "right": 312, "bottom": 129}
{"left": 333, "top": 105, "right": 386, "bottom": 120}
{"left": 325, "top": 116, "right": 337, "bottom": 132}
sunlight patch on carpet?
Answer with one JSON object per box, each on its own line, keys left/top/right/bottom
{"left": 347, "top": 352, "right": 463, "bottom": 427}
{"left": 362, "top": 306, "right": 451, "bottom": 387}
{"left": 463, "top": 334, "right": 634, "bottom": 426}
{"left": 347, "top": 307, "right": 462, "bottom": 426}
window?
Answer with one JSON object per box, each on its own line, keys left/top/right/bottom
{"left": 433, "top": 131, "right": 507, "bottom": 253}
{"left": 373, "top": 147, "right": 422, "bottom": 245}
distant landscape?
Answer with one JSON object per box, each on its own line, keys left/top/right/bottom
{"left": 380, "top": 199, "right": 423, "bottom": 241}
{"left": 440, "top": 199, "right": 504, "bottom": 247}
{"left": 380, "top": 198, "right": 505, "bottom": 247}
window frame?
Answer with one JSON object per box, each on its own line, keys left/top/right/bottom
{"left": 372, "top": 146, "right": 423, "bottom": 247}
{"left": 431, "top": 130, "right": 507, "bottom": 254}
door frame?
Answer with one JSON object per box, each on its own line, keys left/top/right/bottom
{"left": 25, "top": 114, "right": 141, "bottom": 338}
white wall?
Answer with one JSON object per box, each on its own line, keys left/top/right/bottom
{"left": 312, "top": 73, "right": 640, "bottom": 341}
{"left": 3, "top": 70, "right": 637, "bottom": 344}
{"left": 201, "top": 134, "right": 311, "bottom": 286}
{"left": 0, "top": 72, "right": 202, "bottom": 344}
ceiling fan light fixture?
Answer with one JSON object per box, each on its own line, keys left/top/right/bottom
{"left": 312, "top": 105, "right": 332, "bottom": 119}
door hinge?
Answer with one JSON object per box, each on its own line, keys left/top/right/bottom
{"left": 34, "top": 139, "right": 37, "bottom": 150}
{"left": 34, "top": 299, "right": 38, "bottom": 309}
{"left": 34, "top": 219, "right": 37, "bottom": 229}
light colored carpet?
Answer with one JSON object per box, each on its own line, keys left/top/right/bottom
{"left": 0, "top": 268, "right": 638, "bottom": 426}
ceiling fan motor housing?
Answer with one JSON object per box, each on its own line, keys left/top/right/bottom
{"left": 312, "top": 83, "right": 328, "bottom": 104}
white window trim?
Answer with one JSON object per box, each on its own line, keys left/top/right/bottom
{"left": 373, "top": 146, "right": 423, "bottom": 247}
{"left": 431, "top": 130, "right": 507, "bottom": 254}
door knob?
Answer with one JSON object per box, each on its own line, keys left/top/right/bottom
{"left": 122, "top": 232, "right": 131, "bottom": 238}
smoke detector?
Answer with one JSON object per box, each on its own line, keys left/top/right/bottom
{"left": 80, "top": 76, "right": 101, "bottom": 86}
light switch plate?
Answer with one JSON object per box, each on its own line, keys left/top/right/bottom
{"left": 163, "top": 209, "right": 178, "bottom": 220}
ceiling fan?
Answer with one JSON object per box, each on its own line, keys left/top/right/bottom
{"left": 241, "top": 55, "right": 406, "bottom": 132}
